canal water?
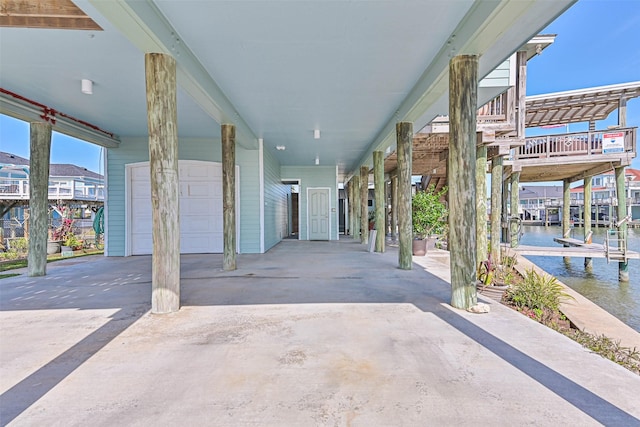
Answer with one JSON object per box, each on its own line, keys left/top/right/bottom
{"left": 519, "top": 225, "right": 640, "bottom": 333}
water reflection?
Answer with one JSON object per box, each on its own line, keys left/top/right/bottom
{"left": 520, "top": 225, "right": 640, "bottom": 332}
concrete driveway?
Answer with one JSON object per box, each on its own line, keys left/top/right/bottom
{"left": 1, "top": 239, "right": 639, "bottom": 426}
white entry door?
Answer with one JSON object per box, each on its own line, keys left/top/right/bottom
{"left": 128, "top": 160, "right": 235, "bottom": 255}
{"left": 308, "top": 188, "right": 330, "bottom": 240}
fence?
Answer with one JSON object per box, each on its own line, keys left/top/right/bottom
{"left": 0, "top": 218, "right": 101, "bottom": 251}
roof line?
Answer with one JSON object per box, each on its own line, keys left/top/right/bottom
{"left": 527, "top": 81, "right": 640, "bottom": 101}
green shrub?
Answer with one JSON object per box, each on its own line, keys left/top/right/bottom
{"left": 412, "top": 186, "right": 448, "bottom": 239}
{"left": 9, "top": 237, "right": 28, "bottom": 254}
{"left": 505, "top": 268, "right": 571, "bottom": 311}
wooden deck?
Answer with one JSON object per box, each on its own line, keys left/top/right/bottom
{"left": 507, "top": 239, "right": 640, "bottom": 260}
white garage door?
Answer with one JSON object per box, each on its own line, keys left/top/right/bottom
{"left": 128, "top": 160, "right": 236, "bottom": 255}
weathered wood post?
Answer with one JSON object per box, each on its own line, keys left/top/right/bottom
{"left": 510, "top": 171, "right": 520, "bottom": 248}
{"left": 145, "top": 53, "right": 181, "bottom": 313}
{"left": 27, "top": 122, "right": 52, "bottom": 277}
{"left": 391, "top": 174, "right": 398, "bottom": 241}
{"left": 373, "top": 151, "right": 385, "bottom": 252}
{"left": 352, "top": 174, "right": 360, "bottom": 241}
{"left": 501, "top": 175, "right": 509, "bottom": 243}
{"left": 490, "top": 156, "right": 503, "bottom": 264}
{"left": 345, "top": 181, "right": 351, "bottom": 235}
{"left": 615, "top": 166, "right": 629, "bottom": 282}
{"left": 449, "top": 55, "right": 478, "bottom": 309}
{"left": 476, "top": 140, "right": 487, "bottom": 264}
{"left": 583, "top": 176, "right": 593, "bottom": 270}
{"left": 360, "top": 166, "right": 369, "bottom": 245}
{"left": 397, "top": 122, "right": 413, "bottom": 270}
{"left": 562, "top": 179, "right": 571, "bottom": 263}
{"left": 222, "top": 124, "right": 237, "bottom": 271}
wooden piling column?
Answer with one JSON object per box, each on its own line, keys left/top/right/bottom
{"left": 449, "top": 55, "right": 478, "bottom": 309}
{"left": 476, "top": 142, "right": 487, "bottom": 264}
{"left": 397, "top": 122, "right": 413, "bottom": 270}
{"left": 222, "top": 124, "right": 237, "bottom": 271}
{"left": 391, "top": 174, "right": 398, "bottom": 241}
{"left": 510, "top": 171, "right": 520, "bottom": 248}
{"left": 584, "top": 177, "right": 593, "bottom": 269}
{"left": 562, "top": 179, "right": 571, "bottom": 237}
{"left": 562, "top": 179, "right": 571, "bottom": 263}
{"left": 27, "top": 122, "right": 52, "bottom": 277}
{"left": 145, "top": 53, "right": 181, "bottom": 313}
{"left": 615, "top": 167, "right": 629, "bottom": 282}
{"left": 349, "top": 179, "right": 356, "bottom": 238}
{"left": 373, "top": 151, "right": 385, "bottom": 252}
{"left": 490, "top": 156, "right": 503, "bottom": 265}
{"left": 345, "top": 181, "right": 351, "bottom": 236}
{"left": 360, "top": 166, "right": 369, "bottom": 245}
{"left": 501, "top": 175, "right": 509, "bottom": 243}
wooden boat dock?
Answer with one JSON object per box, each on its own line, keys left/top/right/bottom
{"left": 508, "top": 238, "right": 640, "bottom": 260}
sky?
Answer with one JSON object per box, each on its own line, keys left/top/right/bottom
{"left": 1, "top": 0, "right": 639, "bottom": 174}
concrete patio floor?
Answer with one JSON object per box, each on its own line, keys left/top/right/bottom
{"left": 1, "top": 238, "right": 639, "bottom": 426}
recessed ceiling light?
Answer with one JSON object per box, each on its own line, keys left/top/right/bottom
{"left": 276, "top": 145, "right": 286, "bottom": 151}
{"left": 315, "top": 155, "right": 320, "bottom": 165}
{"left": 314, "top": 129, "right": 320, "bottom": 139}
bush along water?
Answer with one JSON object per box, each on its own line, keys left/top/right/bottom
{"left": 503, "top": 268, "right": 639, "bottom": 375}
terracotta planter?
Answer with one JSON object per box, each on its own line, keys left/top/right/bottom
{"left": 412, "top": 238, "right": 427, "bottom": 256}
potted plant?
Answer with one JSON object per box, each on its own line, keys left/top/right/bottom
{"left": 412, "top": 185, "right": 448, "bottom": 256}
{"left": 477, "top": 250, "right": 518, "bottom": 301}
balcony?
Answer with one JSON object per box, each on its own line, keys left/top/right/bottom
{"left": 515, "top": 128, "right": 636, "bottom": 160}
{"left": 0, "top": 177, "right": 104, "bottom": 202}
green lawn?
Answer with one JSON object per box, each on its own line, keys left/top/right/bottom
{"left": 0, "top": 250, "right": 104, "bottom": 274}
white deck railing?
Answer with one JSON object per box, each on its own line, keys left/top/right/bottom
{"left": 0, "top": 177, "right": 104, "bottom": 201}
{"left": 516, "top": 128, "right": 636, "bottom": 160}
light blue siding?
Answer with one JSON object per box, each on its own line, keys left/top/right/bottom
{"left": 480, "top": 58, "right": 512, "bottom": 88}
{"left": 105, "top": 137, "right": 261, "bottom": 255}
{"left": 263, "top": 147, "right": 288, "bottom": 251}
{"left": 236, "top": 148, "right": 261, "bottom": 254}
{"left": 281, "top": 166, "right": 338, "bottom": 240}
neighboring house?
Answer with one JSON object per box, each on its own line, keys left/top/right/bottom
{"left": 570, "top": 168, "right": 640, "bottom": 221}
{"left": 519, "top": 185, "right": 563, "bottom": 224}
{"left": 0, "top": 151, "right": 104, "bottom": 220}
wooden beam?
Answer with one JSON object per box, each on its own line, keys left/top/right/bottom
{"left": 145, "top": 53, "right": 180, "bottom": 313}
{"left": 569, "top": 163, "right": 617, "bottom": 183}
{"left": 448, "top": 55, "right": 478, "bottom": 309}
{"left": 397, "top": 122, "right": 413, "bottom": 270}
{"left": 27, "top": 122, "right": 51, "bottom": 277}
{"left": 0, "top": 0, "right": 102, "bottom": 30}
{"left": 374, "top": 151, "right": 385, "bottom": 253}
{"left": 360, "top": 166, "right": 369, "bottom": 245}
{"left": 222, "top": 124, "right": 237, "bottom": 271}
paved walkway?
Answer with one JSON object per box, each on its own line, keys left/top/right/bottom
{"left": 1, "top": 239, "right": 639, "bottom": 426}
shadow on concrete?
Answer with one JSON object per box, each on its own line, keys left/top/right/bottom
{"left": 1, "top": 241, "right": 638, "bottom": 424}
{"left": 0, "top": 256, "right": 151, "bottom": 425}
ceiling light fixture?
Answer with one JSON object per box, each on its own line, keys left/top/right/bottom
{"left": 315, "top": 155, "right": 320, "bottom": 165}
{"left": 276, "top": 145, "right": 286, "bottom": 151}
{"left": 81, "top": 79, "right": 93, "bottom": 95}
{"left": 314, "top": 129, "right": 320, "bottom": 139}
